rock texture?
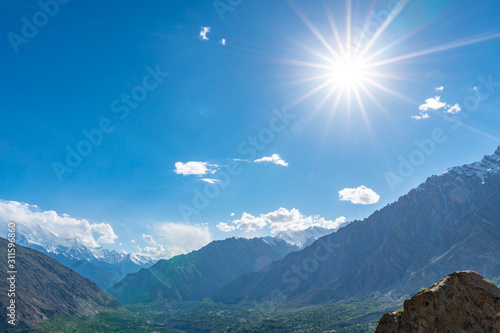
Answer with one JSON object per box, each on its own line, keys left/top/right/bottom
{"left": 376, "top": 271, "right": 500, "bottom": 333}
{"left": 0, "top": 237, "right": 121, "bottom": 330}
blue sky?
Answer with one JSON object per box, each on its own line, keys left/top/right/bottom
{"left": 1, "top": 0, "right": 500, "bottom": 257}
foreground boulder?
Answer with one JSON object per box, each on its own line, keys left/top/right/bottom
{"left": 376, "top": 271, "right": 500, "bottom": 333}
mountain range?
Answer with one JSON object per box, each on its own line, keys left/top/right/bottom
{"left": 0, "top": 223, "right": 155, "bottom": 290}
{"left": 108, "top": 236, "right": 298, "bottom": 304}
{"left": 214, "top": 146, "right": 500, "bottom": 304}
{"left": 0, "top": 237, "right": 121, "bottom": 330}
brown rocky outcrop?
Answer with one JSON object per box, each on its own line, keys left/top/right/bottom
{"left": 376, "top": 271, "right": 500, "bottom": 333}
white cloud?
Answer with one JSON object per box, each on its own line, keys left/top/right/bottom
{"left": 419, "top": 96, "right": 446, "bottom": 112}
{"left": 201, "top": 178, "right": 220, "bottom": 184}
{"left": 220, "top": 38, "right": 226, "bottom": 45}
{"left": 413, "top": 95, "right": 451, "bottom": 119}
{"left": 339, "top": 186, "right": 380, "bottom": 205}
{"left": 200, "top": 27, "right": 210, "bottom": 40}
{"left": 91, "top": 223, "right": 118, "bottom": 244}
{"left": 155, "top": 222, "right": 212, "bottom": 254}
{"left": 230, "top": 212, "right": 235, "bottom": 216}
{"left": 254, "top": 154, "right": 288, "bottom": 167}
{"left": 131, "top": 239, "right": 136, "bottom": 244}
{"left": 261, "top": 207, "right": 346, "bottom": 233}
{"left": 435, "top": 86, "right": 444, "bottom": 91}
{"left": 445, "top": 103, "right": 461, "bottom": 114}
{"left": 174, "top": 161, "right": 219, "bottom": 176}
{"left": 233, "top": 212, "right": 267, "bottom": 231}
{"left": 0, "top": 200, "right": 117, "bottom": 247}
{"left": 411, "top": 113, "right": 430, "bottom": 120}
{"left": 227, "top": 208, "right": 347, "bottom": 234}
{"left": 216, "top": 222, "right": 235, "bottom": 232}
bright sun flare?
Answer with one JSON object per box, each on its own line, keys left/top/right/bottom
{"left": 329, "top": 56, "right": 367, "bottom": 87}
{"left": 286, "top": 0, "right": 500, "bottom": 136}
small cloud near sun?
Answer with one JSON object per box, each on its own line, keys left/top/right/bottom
{"left": 435, "top": 86, "right": 444, "bottom": 91}
{"left": 200, "top": 27, "right": 210, "bottom": 40}
{"left": 413, "top": 95, "right": 461, "bottom": 119}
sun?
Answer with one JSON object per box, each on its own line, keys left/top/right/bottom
{"left": 328, "top": 55, "right": 367, "bottom": 87}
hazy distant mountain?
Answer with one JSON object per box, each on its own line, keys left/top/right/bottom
{"left": 216, "top": 147, "right": 500, "bottom": 304}
{"left": 0, "top": 237, "right": 121, "bottom": 330}
{"left": 273, "top": 226, "right": 343, "bottom": 248}
{"left": 108, "top": 237, "right": 298, "bottom": 304}
{"left": 1, "top": 223, "right": 155, "bottom": 290}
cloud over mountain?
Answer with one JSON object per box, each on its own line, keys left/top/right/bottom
{"left": 0, "top": 200, "right": 117, "bottom": 247}
{"left": 218, "top": 207, "right": 346, "bottom": 233}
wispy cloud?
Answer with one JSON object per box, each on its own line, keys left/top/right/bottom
{"left": 254, "top": 154, "right": 288, "bottom": 167}
{"left": 155, "top": 222, "right": 212, "bottom": 254}
{"left": 411, "top": 113, "right": 430, "bottom": 120}
{"left": 220, "top": 38, "right": 226, "bottom": 45}
{"left": 339, "top": 186, "right": 380, "bottom": 205}
{"left": 200, "top": 27, "right": 210, "bottom": 40}
{"left": 174, "top": 161, "right": 219, "bottom": 176}
{"left": 201, "top": 178, "right": 220, "bottom": 184}
{"left": 435, "top": 86, "right": 444, "bottom": 91}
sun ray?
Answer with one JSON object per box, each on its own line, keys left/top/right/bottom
{"left": 324, "top": 1, "right": 348, "bottom": 59}
{"left": 362, "top": 77, "right": 419, "bottom": 105}
{"left": 287, "top": 78, "right": 337, "bottom": 108}
{"left": 358, "top": 0, "right": 411, "bottom": 58}
{"left": 289, "top": 1, "right": 343, "bottom": 62}
{"left": 367, "top": 30, "right": 500, "bottom": 68}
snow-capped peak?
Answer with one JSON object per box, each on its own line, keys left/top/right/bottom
{"left": 443, "top": 146, "right": 500, "bottom": 184}
{"left": 275, "top": 226, "right": 339, "bottom": 248}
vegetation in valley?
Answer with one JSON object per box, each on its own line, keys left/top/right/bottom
{"left": 37, "top": 312, "right": 179, "bottom": 333}
{"left": 128, "top": 294, "right": 399, "bottom": 332}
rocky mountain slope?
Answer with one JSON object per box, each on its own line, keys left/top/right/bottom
{"left": 215, "top": 146, "right": 500, "bottom": 304}
{"left": 0, "top": 237, "right": 121, "bottom": 330}
{"left": 108, "top": 237, "right": 298, "bottom": 304}
{"left": 0, "top": 223, "right": 155, "bottom": 290}
{"left": 376, "top": 271, "right": 500, "bottom": 333}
